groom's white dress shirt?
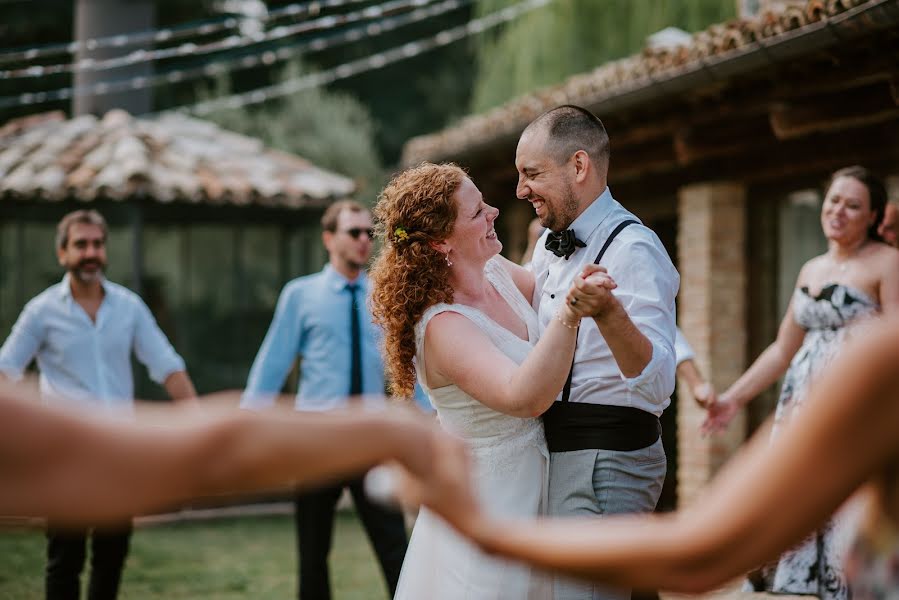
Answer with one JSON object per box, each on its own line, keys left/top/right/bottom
{"left": 530, "top": 187, "right": 679, "bottom": 417}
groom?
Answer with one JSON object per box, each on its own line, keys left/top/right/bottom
{"left": 516, "top": 105, "right": 679, "bottom": 600}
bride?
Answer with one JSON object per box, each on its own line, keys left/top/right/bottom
{"left": 369, "top": 162, "right": 612, "bottom": 599}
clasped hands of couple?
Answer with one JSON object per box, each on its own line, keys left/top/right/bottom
{"left": 558, "top": 263, "right": 620, "bottom": 326}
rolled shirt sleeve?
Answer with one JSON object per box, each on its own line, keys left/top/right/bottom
{"left": 132, "top": 298, "right": 186, "bottom": 384}
{"left": 604, "top": 235, "right": 678, "bottom": 404}
{"left": 674, "top": 327, "right": 695, "bottom": 366}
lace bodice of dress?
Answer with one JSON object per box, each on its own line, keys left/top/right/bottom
{"left": 414, "top": 257, "right": 543, "bottom": 461}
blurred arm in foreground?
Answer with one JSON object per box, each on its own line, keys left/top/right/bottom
{"left": 0, "top": 386, "right": 475, "bottom": 529}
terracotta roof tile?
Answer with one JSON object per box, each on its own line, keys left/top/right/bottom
{"left": 0, "top": 109, "right": 355, "bottom": 207}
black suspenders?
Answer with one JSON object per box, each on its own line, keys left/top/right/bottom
{"left": 560, "top": 220, "right": 638, "bottom": 403}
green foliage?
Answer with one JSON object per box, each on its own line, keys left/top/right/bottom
{"left": 316, "top": 6, "right": 478, "bottom": 166}
{"left": 197, "top": 60, "right": 385, "bottom": 201}
{"left": 471, "top": 0, "right": 736, "bottom": 113}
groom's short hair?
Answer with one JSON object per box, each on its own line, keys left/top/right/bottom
{"left": 527, "top": 105, "right": 610, "bottom": 173}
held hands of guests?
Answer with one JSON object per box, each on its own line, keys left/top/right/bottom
{"left": 565, "top": 264, "right": 619, "bottom": 320}
{"left": 692, "top": 382, "right": 718, "bottom": 410}
{"left": 701, "top": 393, "right": 740, "bottom": 434}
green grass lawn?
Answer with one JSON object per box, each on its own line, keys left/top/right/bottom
{"left": 0, "top": 512, "right": 390, "bottom": 600}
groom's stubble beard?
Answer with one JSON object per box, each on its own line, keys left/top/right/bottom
{"left": 542, "top": 183, "right": 580, "bottom": 232}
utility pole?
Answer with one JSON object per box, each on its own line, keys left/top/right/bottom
{"left": 73, "top": 0, "right": 154, "bottom": 295}
{"left": 73, "top": 0, "right": 155, "bottom": 116}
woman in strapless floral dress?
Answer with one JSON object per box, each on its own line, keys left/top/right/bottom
{"left": 701, "top": 166, "right": 899, "bottom": 599}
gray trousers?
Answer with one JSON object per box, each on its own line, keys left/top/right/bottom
{"left": 548, "top": 437, "right": 666, "bottom": 600}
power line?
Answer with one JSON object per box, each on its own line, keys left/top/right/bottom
{"left": 0, "top": 0, "right": 470, "bottom": 110}
{"left": 0, "top": 0, "right": 375, "bottom": 65}
{"left": 0, "top": 17, "right": 238, "bottom": 66}
{"left": 0, "top": 0, "right": 435, "bottom": 79}
{"left": 182, "top": 0, "right": 550, "bottom": 116}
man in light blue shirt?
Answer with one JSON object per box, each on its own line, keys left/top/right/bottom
{"left": 0, "top": 209, "right": 196, "bottom": 600}
{"left": 242, "top": 200, "right": 408, "bottom": 600}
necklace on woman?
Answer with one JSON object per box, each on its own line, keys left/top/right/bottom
{"left": 830, "top": 240, "right": 867, "bottom": 274}
{"left": 834, "top": 258, "right": 849, "bottom": 273}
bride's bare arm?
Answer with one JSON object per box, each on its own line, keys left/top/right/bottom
{"left": 457, "top": 317, "right": 899, "bottom": 592}
{"left": 424, "top": 308, "right": 577, "bottom": 418}
{"left": 424, "top": 269, "right": 611, "bottom": 418}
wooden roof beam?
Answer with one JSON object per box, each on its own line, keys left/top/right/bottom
{"left": 769, "top": 80, "right": 899, "bottom": 140}
{"left": 673, "top": 115, "right": 776, "bottom": 166}
{"left": 769, "top": 58, "right": 899, "bottom": 100}
{"left": 709, "top": 120, "right": 899, "bottom": 182}
{"left": 611, "top": 140, "right": 679, "bottom": 182}
{"left": 610, "top": 119, "right": 899, "bottom": 186}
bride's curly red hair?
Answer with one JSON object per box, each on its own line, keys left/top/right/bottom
{"left": 369, "top": 162, "right": 466, "bottom": 398}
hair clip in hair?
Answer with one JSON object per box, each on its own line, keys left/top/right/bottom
{"left": 394, "top": 226, "right": 409, "bottom": 241}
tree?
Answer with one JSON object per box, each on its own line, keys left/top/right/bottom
{"left": 197, "top": 60, "right": 384, "bottom": 201}
{"left": 470, "top": 0, "right": 736, "bottom": 113}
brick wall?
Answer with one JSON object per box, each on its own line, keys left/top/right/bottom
{"left": 676, "top": 182, "right": 748, "bottom": 506}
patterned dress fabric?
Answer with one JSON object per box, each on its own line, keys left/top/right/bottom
{"left": 768, "top": 283, "right": 879, "bottom": 600}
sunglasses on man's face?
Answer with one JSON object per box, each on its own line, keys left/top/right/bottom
{"left": 342, "top": 228, "right": 374, "bottom": 240}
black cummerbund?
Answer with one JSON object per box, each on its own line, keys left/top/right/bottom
{"left": 542, "top": 401, "right": 661, "bottom": 452}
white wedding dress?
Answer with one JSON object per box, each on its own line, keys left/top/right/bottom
{"left": 394, "top": 257, "right": 551, "bottom": 600}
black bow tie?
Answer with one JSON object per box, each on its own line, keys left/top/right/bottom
{"left": 545, "top": 229, "right": 586, "bottom": 260}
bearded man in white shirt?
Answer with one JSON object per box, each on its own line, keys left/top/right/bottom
{"left": 516, "top": 105, "right": 679, "bottom": 600}
{"left": 0, "top": 209, "right": 196, "bottom": 600}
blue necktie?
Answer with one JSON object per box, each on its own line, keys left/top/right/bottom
{"left": 348, "top": 283, "right": 362, "bottom": 396}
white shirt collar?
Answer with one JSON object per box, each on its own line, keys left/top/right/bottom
{"left": 568, "top": 186, "right": 615, "bottom": 245}
{"left": 58, "top": 272, "right": 111, "bottom": 301}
